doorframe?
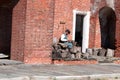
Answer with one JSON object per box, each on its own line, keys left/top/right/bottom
{"left": 72, "top": 10, "right": 90, "bottom": 53}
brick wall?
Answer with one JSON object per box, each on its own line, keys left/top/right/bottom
{"left": 24, "top": 0, "right": 54, "bottom": 64}
{"left": 11, "top": 0, "right": 26, "bottom": 61}
{"left": 53, "top": 0, "right": 90, "bottom": 42}
{"left": 89, "top": 0, "right": 107, "bottom": 48}
{"left": 90, "top": 0, "right": 120, "bottom": 57}
{"left": 115, "top": 0, "right": 120, "bottom": 57}
{"left": 10, "top": 0, "right": 120, "bottom": 64}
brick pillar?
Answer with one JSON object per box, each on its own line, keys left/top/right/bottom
{"left": 94, "top": 15, "right": 101, "bottom": 48}
{"left": 24, "top": 0, "right": 54, "bottom": 64}
{"left": 89, "top": 14, "right": 101, "bottom": 48}
{"left": 115, "top": 0, "right": 120, "bottom": 57}
{"left": 11, "top": 0, "right": 54, "bottom": 64}
{"left": 89, "top": 0, "right": 107, "bottom": 48}
{"left": 11, "top": 0, "right": 26, "bottom": 61}
{"left": 89, "top": 15, "right": 96, "bottom": 48}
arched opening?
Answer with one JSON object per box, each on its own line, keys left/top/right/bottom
{"left": 99, "top": 6, "right": 116, "bottom": 50}
{"left": 0, "top": 0, "right": 19, "bottom": 59}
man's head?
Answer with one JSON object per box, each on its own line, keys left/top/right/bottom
{"left": 65, "top": 29, "right": 70, "bottom": 35}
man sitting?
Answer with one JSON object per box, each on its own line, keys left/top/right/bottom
{"left": 59, "top": 29, "right": 73, "bottom": 49}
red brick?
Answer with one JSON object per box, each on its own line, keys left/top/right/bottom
{"left": 53, "top": 0, "right": 91, "bottom": 40}
{"left": 11, "top": 0, "right": 27, "bottom": 61}
{"left": 115, "top": 0, "right": 120, "bottom": 57}
{"left": 53, "top": 60, "right": 98, "bottom": 65}
{"left": 114, "top": 60, "right": 120, "bottom": 64}
{"left": 3, "top": 0, "right": 120, "bottom": 64}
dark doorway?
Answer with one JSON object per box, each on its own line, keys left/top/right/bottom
{"left": 0, "top": 7, "right": 12, "bottom": 59}
{"left": 99, "top": 6, "right": 116, "bottom": 49}
{"left": 0, "top": 0, "right": 19, "bottom": 59}
{"left": 75, "top": 14, "right": 84, "bottom": 46}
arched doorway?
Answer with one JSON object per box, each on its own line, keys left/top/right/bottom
{"left": 99, "top": 6, "right": 116, "bottom": 49}
{"left": 0, "top": 0, "right": 19, "bottom": 59}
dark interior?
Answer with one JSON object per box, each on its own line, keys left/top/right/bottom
{"left": 0, "top": 0, "right": 19, "bottom": 59}
{"left": 75, "top": 14, "right": 84, "bottom": 46}
{"left": 99, "top": 6, "right": 116, "bottom": 49}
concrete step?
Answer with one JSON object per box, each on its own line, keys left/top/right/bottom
{"left": 0, "top": 53, "right": 9, "bottom": 58}
{"left": 0, "top": 59, "right": 23, "bottom": 65}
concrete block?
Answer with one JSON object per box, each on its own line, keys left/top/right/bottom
{"left": 76, "top": 47, "right": 81, "bottom": 52}
{"left": 76, "top": 52, "right": 82, "bottom": 59}
{"left": 71, "top": 54, "right": 75, "bottom": 59}
{"left": 61, "top": 52, "right": 68, "bottom": 58}
{"left": 82, "top": 53, "right": 89, "bottom": 59}
{"left": 70, "top": 46, "right": 78, "bottom": 53}
{"left": 98, "top": 48, "right": 107, "bottom": 57}
{"left": 86, "top": 48, "right": 93, "bottom": 56}
{"left": 106, "top": 49, "right": 114, "bottom": 57}
{"left": 93, "top": 48, "right": 100, "bottom": 56}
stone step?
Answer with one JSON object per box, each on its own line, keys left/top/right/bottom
{"left": 0, "top": 53, "right": 9, "bottom": 58}
{"left": 0, "top": 59, "right": 23, "bottom": 66}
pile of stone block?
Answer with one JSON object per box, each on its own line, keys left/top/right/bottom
{"left": 86, "top": 48, "right": 114, "bottom": 57}
{"left": 52, "top": 42, "right": 82, "bottom": 60}
{"left": 86, "top": 48, "right": 115, "bottom": 62}
{"left": 52, "top": 41, "right": 115, "bottom": 61}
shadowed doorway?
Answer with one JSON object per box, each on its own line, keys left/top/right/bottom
{"left": 99, "top": 6, "right": 116, "bottom": 49}
{"left": 0, "top": 0, "right": 19, "bottom": 59}
{"left": 75, "top": 14, "right": 84, "bottom": 47}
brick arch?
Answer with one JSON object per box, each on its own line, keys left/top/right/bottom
{"left": 99, "top": 6, "right": 116, "bottom": 49}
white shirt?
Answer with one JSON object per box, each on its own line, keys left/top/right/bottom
{"left": 60, "top": 34, "right": 68, "bottom": 42}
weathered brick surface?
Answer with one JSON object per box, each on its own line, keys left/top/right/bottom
{"left": 24, "top": 58, "right": 52, "bottom": 64}
{"left": 11, "top": 0, "right": 26, "bottom": 61}
{"left": 89, "top": 0, "right": 120, "bottom": 57}
{"left": 3, "top": 0, "right": 120, "bottom": 64}
{"left": 115, "top": 0, "right": 120, "bottom": 57}
{"left": 24, "top": 0, "right": 54, "bottom": 63}
{"left": 11, "top": 0, "right": 92, "bottom": 64}
{"left": 53, "top": 60, "right": 98, "bottom": 65}
{"left": 89, "top": 0, "right": 107, "bottom": 48}
{"left": 53, "top": 0, "right": 90, "bottom": 41}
